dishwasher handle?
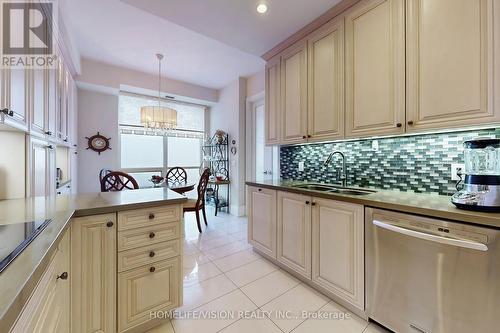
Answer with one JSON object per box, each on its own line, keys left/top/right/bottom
{"left": 373, "top": 219, "right": 488, "bottom": 252}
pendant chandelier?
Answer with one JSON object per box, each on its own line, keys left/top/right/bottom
{"left": 140, "top": 54, "right": 177, "bottom": 130}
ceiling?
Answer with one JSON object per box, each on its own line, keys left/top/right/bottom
{"left": 63, "top": 0, "right": 342, "bottom": 90}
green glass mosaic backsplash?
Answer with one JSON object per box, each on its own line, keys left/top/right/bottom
{"left": 280, "top": 128, "right": 500, "bottom": 195}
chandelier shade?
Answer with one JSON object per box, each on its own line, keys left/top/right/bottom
{"left": 141, "top": 53, "right": 178, "bottom": 130}
{"left": 140, "top": 105, "right": 177, "bottom": 130}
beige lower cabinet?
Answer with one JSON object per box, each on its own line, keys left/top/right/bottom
{"left": 117, "top": 205, "right": 183, "bottom": 333}
{"left": 277, "top": 191, "right": 312, "bottom": 279}
{"left": 311, "top": 198, "right": 364, "bottom": 311}
{"left": 10, "top": 229, "right": 70, "bottom": 333}
{"left": 247, "top": 186, "right": 277, "bottom": 258}
{"left": 118, "top": 257, "right": 180, "bottom": 332}
{"left": 71, "top": 213, "right": 117, "bottom": 333}
{"left": 248, "top": 188, "right": 365, "bottom": 312}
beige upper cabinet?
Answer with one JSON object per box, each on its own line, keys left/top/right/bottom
{"left": 311, "top": 198, "right": 364, "bottom": 311}
{"left": 406, "top": 0, "right": 497, "bottom": 131}
{"left": 3, "top": 68, "right": 29, "bottom": 131}
{"left": 71, "top": 214, "right": 117, "bottom": 333}
{"left": 307, "top": 17, "right": 345, "bottom": 142}
{"left": 281, "top": 41, "right": 308, "bottom": 144}
{"left": 30, "top": 69, "right": 47, "bottom": 137}
{"left": 277, "top": 191, "right": 312, "bottom": 279}
{"left": 344, "top": 0, "right": 405, "bottom": 138}
{"left": 247, "top": 186, "right": 277, "bottom": 258}
{"left": 265, "top": 55, "right": 281, "bottom": 145}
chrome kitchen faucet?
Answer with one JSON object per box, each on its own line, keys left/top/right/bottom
{"left": 324, "top": 151, "right": 347, "bottom": 187}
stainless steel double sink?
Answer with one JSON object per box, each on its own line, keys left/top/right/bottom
{"left": 290, "top": 183, "right": 376, "bottom": 196}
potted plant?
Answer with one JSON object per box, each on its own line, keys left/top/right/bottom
{"left": 215, "top": 129, "right": 226, "bottom": 144}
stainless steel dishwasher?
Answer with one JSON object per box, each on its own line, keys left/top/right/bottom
{"left": 366, "top": 208, "right": 500, "bottom": 333}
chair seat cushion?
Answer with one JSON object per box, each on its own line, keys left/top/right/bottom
{"left": 184, "top": 198, "right": 197, "bottom": 209}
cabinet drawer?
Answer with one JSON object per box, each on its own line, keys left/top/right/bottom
{"left": 118, "top": 239, "right": 181, "bottom": 272}
{"left": 118, "top": 257, "right": 180, "bottom": 333}
{"left": 118, "top": 223, "right": 180, "bottom": 252}
{"left": 118, "top": 205, "right": 181, "bottom": 231}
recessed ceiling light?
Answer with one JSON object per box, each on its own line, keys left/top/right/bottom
{"left": 257, "top": 3, "right": 268, "bottom": 14}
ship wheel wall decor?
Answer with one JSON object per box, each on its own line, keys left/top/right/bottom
{"left": 86, "top": 132, "right": 111, "bottom": 155}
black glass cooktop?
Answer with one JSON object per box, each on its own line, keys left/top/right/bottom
{"left": 0, "top": 219, "right": 52, "bottom": 273}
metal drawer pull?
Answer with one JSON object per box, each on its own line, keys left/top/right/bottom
{"left": 149, "top": 251, "right": 155, "bottom": 257}
{"left": 373, "top": 219, "right": 488, "bottom": 251}
{"left": 149, "top": 232, "right": 155, "bottom": 239}
{"left": 57, "top": 272, "right": 68, "bottom": 280}
{"left": 150, "top": 267, "right": 156, "bottom": 273}
{"left": 149, "top": 213, "right": 155, "bottom": 220}
{"left": 106, "top": 221, "right": 114, "bottom": 228}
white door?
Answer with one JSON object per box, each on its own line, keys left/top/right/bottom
{"left": 254, "top": 101, "right": 275, "bottom": 181}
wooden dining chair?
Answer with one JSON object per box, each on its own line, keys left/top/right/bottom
{"left": 166, "top": 167, "right": 187, "bottom": 184}
{"left": 183, "top": 168, "right": 210, "bottom": 233}
{"left": 100, "top": 171, "right": 139, "bottom": 192}
{"left": 99, "top": 169, "right": 113, "bottom": 191}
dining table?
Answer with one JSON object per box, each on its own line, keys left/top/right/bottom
{"left": 165, "top": 181, "right": 196, "bottom": 195}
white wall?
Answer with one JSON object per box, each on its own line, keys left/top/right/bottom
{"left": 210, "top": 78, "right": 247, "bottom": 216}
{"left": 77, "top": 88, "right": 120, "bottom": 193}
{"left": 77, "top": 58, "right": 219, "bottom": 104}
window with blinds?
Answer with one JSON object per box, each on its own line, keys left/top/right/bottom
{"left": 118, "top": 92, "right": 207, "bottom": 187}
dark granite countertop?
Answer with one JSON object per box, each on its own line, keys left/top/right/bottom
{"left": 246, "top": 180, "right": 500, "bottom": 229}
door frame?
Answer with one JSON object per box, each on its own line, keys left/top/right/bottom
{"left": 245, "top": 92, "right": 280, "bottom": 183}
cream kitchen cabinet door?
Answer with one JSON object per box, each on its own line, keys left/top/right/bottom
{"left": 406, "top": 0, "right": 498, "bottom": 131}
{"left": 10, "top": 229, "right": 71, "bottom": 333}
{"left": 265, "top": 55, "right": 281, "bottom": 145}
{"left": 30, "top": 68, "right": 47, "bottom": 137}
{"left": 28, "top": 138, "right": 55, "bottom": 197}
{"left": 247, "top": 186, "right": 277, "bottom": 258}
{"left": 281, "top": 41, "right": 308, "bottom": 144}
{"left": 71, "top": 213, "right": 117, "bottom": 333}
{"left": 118, "top": 257, "right": 180, "bottom": 333}
{"left": 277, "top": 191, "right": 312, "bottom": 279}
{"left": 345, "top": 0, "right": 405, "bottom": 138}
{"left": 311, "top": 198, "right": 364, "bottom": 311}
{"left": 46, "top": 66, "right": 58, "bottom": 140}
{"left": 307, "top": 16, "right": 345, "bottom": 142}
{"left": 2, "top": 68, "right": 29, "bottom": 131}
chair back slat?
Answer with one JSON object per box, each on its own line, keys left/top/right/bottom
{"left": 100, "top": 171, "right": 139, "bottom": 192}
{"left": 166, "top": 167, "right": 187, "bottom": 184}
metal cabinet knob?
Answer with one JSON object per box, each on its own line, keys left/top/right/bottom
{"left": 149, "top": 232, "right": 155, "bottom": 239}
{"left": 45, "top": 131, "right": 53, "bottom": 135}
{"left": 149, "top": 213, "right": 155, "bottom": 220}
{"left": 106, "top": 221, "right": 114, "bottom": 228}
{"left": 149, "top": 251, "right": 155, "bottom": 258}
{"left": 258, "top": 188, "right": 262, "bottom": 192}
{"left": 396, "top": 123, "right": 402, "bottom": 128}
{"left": 305, "top": 201, "right": 310, "bottom": 205}
{"left": 56, "top": 272, "right": 68, "bottom": 280}
{"left": 407, "top": 120, "right": 414, "bottom": 126}
{"left": 311, "top": 202, "right": 316, "bottom": 206}
{"left": 302, "top": 135, "right": 307, "bottom": 139}
{"left": 150, "top": 267, "right": 156, "bottom": 273}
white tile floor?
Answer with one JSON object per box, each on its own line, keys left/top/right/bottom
{"left": 147, "top": 209, "right": 391, "bottom": 333}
